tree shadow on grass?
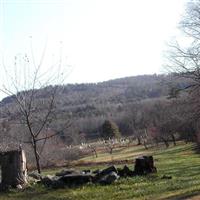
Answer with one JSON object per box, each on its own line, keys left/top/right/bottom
{"left": 156, "top": 144, "right": 196, "bottom": 157}
{"left": 1, "top": 191, "right": 48, "bottom": 200}
{"left": 158, "top": 165, "right": 200, "bottom": 186}
{"left": 163, "top": 191, "right": 200, "bottom": 200}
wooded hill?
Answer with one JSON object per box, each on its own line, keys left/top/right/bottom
{"left": 0, "top": 74, "right": 190, "bottom": 141}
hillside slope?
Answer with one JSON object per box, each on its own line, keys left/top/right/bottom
{"left": 0, "top": 74, "right": 189, "bottom": 140}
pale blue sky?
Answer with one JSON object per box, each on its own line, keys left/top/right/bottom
{"left": 0, "top": 0, "right": 186, "bottom": 92}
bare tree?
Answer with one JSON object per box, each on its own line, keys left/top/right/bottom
{"left": 166, "top": 0, "right": 200, "bottom": 143}
{"left": 0, "top": 41, "right": 70, "bottom": 173}
{"left": 88, "top": 144, "right": 98, "bottom": 158}
{"left": 105, "top": 139, "right": 116, "bottom": 155}
{"left": 125, "top": 102, "right": 148, "bottom": 145}
{"left": 166, "top": 0, "right": 200, "bottom": 94}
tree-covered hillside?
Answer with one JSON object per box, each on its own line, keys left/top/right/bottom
{"left": 0, "top": 74, "right": 190, "bottom": 137}
{"left": 0, "top": 73, "right": 195, "bottom": 168}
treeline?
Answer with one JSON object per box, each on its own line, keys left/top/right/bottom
{"left": 0, "top": 74, "right": 193, "bottom": 144}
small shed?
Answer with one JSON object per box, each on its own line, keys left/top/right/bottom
{"left": 0, "top": 149, "right": 27, "bottom": 188}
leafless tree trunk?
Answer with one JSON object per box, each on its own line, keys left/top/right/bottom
{"left": 161, "top": 137, "right": 169, "bottom": 148}
{"left": 0, "top": 41, "right": 70, "bottom": 173}
{"left": 137, "top": 136, "right": 141, "bottom": 145}
{"left": 88, "top": 145, "right": 98, "bottom": 158}
{"left": 143, "top": 140, "right": 148, "bottom": 150}
{"left": 170, "top": 133, "right": 176, "bottom": 146}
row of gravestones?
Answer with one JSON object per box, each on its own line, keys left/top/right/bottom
{"left": 78, "top": 138, "right": 131, "bottom": 150}
{"left": 29, "top": 155, "right": 157, "bottom": 189}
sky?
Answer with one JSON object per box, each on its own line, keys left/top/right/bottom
{"left": 0, "top": 0, "right": 187, "bottom": 98}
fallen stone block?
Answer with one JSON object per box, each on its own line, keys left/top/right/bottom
{"left": 28, "top": 171, "right": 43, "bottom": 180}
{"left": 41, "top": 175, "right": 66, "bottom": 189}
{"left": 60, "top": 174, "right": 93, "bottom": 186}
{"left": 93, "top": 165, "right": 118, "bottom": 183}
{"left": 55, "top": 169, "right": 81, "bottom": 176}
{"left": 97, "top": 165, "right": 118, "bottom": 177}
{"left": 82, "top": 169, "right": 91, "bottom": 174}
{"left": 92, "top": 169, "right": 101, "bottom": 174}
{"left": 97, "top": 172, "right": 119, "bottom": 185}
{"left": 118, "top": 165, "right": 134, "bottom": 177}
{"left": 41, "top": 175, "right": 59, "bottom": 187}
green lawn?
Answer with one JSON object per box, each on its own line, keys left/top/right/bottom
{"left": 1, "top": 142, "right": 200, "bottom": 200}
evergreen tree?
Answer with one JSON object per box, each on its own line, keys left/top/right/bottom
{"left": 101, "top": 120, "right": 121, "bottom": 139}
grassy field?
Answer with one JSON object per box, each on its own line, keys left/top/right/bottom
{"left": 1, "top": 142, "right": 200, "bottom": 200}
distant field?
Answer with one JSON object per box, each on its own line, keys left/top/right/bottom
{"left": 78, "top": 144, "right": 151, "bottom": 163}
{"left": 1, "top": 142, "right": 200, "bottom": 200}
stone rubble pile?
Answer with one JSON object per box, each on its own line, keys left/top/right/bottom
{"left": 28, "top": 155, "right": 157, "bottom": 189}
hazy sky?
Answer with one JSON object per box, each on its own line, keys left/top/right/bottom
{"left": 0, "top": 0, "right": 186, "bottom": 87}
